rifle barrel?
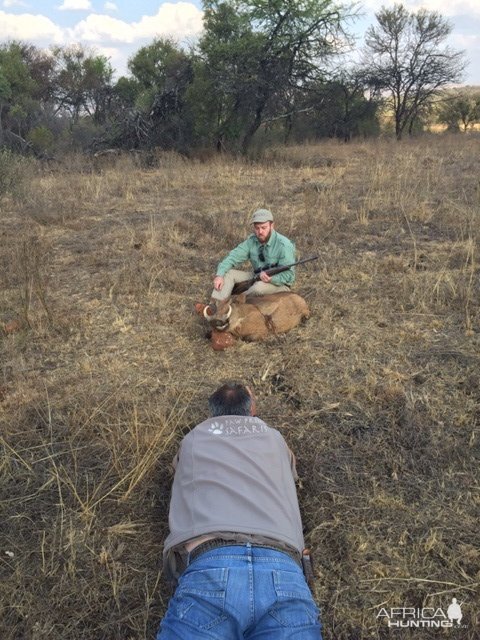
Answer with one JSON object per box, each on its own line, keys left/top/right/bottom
{"left": 230, "top": 255, "right": 319, "bottom": 295}
{"left": 266, "top": 255, "right": 319, "bottom": 274}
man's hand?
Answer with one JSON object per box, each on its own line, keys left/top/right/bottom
{"left": 259, "top": 271, "right": 272, "bottom": 283}
{"left": 213, "top": 275, "right": 224, "bottom": 290}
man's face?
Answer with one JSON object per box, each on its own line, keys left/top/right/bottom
{"left": 253, "top": 221, "right": 273, "bottom": 244}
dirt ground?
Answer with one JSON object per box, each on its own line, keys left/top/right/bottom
{"left": 1, "top": 136, "right": 479, "bottom": 639}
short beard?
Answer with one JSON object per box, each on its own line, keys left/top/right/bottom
{"left": 260, "top": 231, "right": 272, "bottom": 244}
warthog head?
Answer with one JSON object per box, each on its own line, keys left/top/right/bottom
{"left": 194, "top": 300, "right": 238, "bottom": 350}
{"left": 195, "top": 300, "right": 232, "bottom": 331}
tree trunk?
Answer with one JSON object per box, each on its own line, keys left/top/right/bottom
{"left": 240, "top": 98, "right": 268, "bottom": 155}
{"left": 283, "top": 113, "right": 293, "bottom": 144}
{"left": 408, "top": 116, "right": 415, "bottom": 136}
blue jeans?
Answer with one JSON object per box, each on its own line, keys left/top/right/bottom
{"left": 157, "top": 544, "right": 322, "bottom": 639}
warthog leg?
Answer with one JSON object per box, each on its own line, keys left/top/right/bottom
{"left": 263, "top": 313, "right": 276, "bottom": 334}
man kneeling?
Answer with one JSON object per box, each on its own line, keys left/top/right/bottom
{"left": 157, "top": 382, "right": 322, "bottom": 639}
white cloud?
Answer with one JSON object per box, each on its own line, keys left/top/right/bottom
{"left": 70, "top": 2, "right": 203, "bottom": 44}
{"left": 3, "top": 0, "right": 27, "bottom": 8}
{"left": 450, "top": 32, "right": 480, "bottom": 62}
{"left": 406, "top": 0, "right": 480, "bottom": 18}
{"left": 69, "top": 15, "right": 135, "bottom": 43}
{"left": 104, "top": 1, "right": 117, "bottom": 10}
{"left": 0, "top": 10, "right": 64, "bottom": 43}
{"left": 362, "top": 0, "right": 480, "bottom": 18}
{"left": 135, "top": 2, "right": 203, "bottom": 39}
{"left": 452, "top": 33, "right": 480, "bottom": 47}
{"left": 58, "top": 0, "right": 92, "bottom": 11}
{"left": 94, "top": 44, "right": 123, "bottom": 68}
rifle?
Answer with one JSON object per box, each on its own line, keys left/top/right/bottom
{"left": 231, "top": 255, "right": 319, "bottom": 295}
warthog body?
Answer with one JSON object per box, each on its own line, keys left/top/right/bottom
{"left": 195, "top": 292, "right": 310, "bottom": 349}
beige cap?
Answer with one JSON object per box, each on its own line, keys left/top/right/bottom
{"left": 251, "top": 209, "right": 274, "bottom": 224}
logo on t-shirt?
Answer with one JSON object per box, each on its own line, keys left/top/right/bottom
{"left": 207, "top": 418, "right": 268, "bottom": 436}
{"left": 208, "top": 422, "right": 225, "bottom": 435}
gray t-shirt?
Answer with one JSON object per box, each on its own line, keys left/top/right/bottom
{"left": 163, "top": 415, "right": 305, "bottom": 566}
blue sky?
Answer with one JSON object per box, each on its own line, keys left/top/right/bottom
{"left": 1, "top": 0, "right": 479, "bottom": 85}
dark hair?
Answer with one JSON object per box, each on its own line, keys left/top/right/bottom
{"left": 208, "top": 383, "right": 252, "bottom": 417}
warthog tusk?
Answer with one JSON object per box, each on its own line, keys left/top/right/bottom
{"left": 203, "top": 303, "right": 216, "bottom": 319}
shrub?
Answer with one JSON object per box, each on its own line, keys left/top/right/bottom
{"left": 27, "top": 125, "right": 55, "bottom": 156}
{"left": 0, "top": 148, "right": 31, "bottom": 199}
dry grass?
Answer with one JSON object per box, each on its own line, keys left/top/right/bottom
{"left": 1, "top": 134, "right": 479, "bottom": 639}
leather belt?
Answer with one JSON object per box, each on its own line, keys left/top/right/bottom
{"left": 188, "top": 538, "right": 302, "bottom": 567}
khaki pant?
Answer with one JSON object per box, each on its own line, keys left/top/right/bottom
{"left": 211, "top": 269, "right": 291, "bottom": 301}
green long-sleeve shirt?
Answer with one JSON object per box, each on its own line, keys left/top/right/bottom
{"left": 216, "top": 230, "right": 296, "bottom": 286}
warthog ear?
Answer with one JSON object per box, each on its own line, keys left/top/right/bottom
{"left": 194, "top": 303, "right": 207, "bottom": 315}
{"left": 233, "top": 293, "right": 247, "bottom": 304}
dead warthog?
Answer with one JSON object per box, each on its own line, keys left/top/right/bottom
{"left": 195, "top": 292, "right": 310, "bottom": 350}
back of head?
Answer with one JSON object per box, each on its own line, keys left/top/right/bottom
{"left": 208, "top": 382, "right": 252, "bottom": 417}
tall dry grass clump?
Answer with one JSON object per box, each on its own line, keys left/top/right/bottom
{"left": 1, "top": 134, "right": 479, "bottom": 639}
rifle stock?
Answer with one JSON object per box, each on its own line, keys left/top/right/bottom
{"left": 231, "top": 255, "right": 319, "bottom": 295}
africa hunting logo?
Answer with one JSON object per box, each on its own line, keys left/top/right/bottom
{"left": 377, "top": 597, "right": 465, "bottom": 629}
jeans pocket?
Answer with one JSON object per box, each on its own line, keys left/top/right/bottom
{"left": 269, "top": 569, "right": 321, "bottom": 628}
{"left": 174, "top": 567, "right": 229, "bottom": 631}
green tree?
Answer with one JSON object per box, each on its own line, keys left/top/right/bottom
{"left": 0, "top": 42, "right": 35, "bottom": 146}
{"left": 51, "top": 45, "right": 114, "bottom": 124}
{"left": 190, "top": 3, "right": 259, "bottom": 151}
{"left": 437, "top": 89, "right": 480, "bottom": 132}
{"left": 113, "top": 76, "right": 140, "bottom": 109}
{"left": 124, "top": 38, "right": 193, "bottom": 150}
{"left": 27, "top": 125, "right": 55, "bottom": 155}
{"left": 362, "top": 4, "right": 466, "bottom": 139}
{"left": 198, "top": 0, "right": 354, "bottom": 153}
{"left": 0, "top": 42, "right": 55, "bottom": 151}
{"left": 0, "top": 67, "right": 12, "bottom": 146}
{"left": 302, "top": 71, "right": 380, "bottom": 141}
